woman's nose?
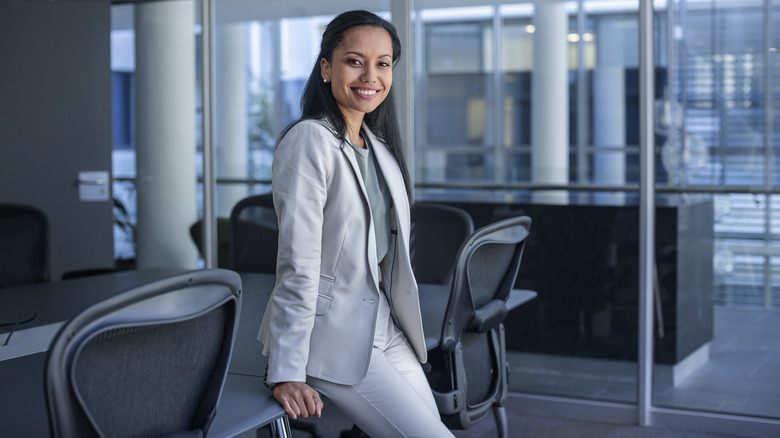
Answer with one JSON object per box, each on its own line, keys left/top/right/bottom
{"left": 361, "top": 66, "right": 376, "bottom": 83}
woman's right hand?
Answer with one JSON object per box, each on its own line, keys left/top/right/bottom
{"left": 273, "top": 381, "right": 324, "bottom": 420}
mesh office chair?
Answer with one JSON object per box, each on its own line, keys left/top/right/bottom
{"left": 44, "top": 269, "right": 242, "bottom": 438}
{"left": 229, "top": 194, "right": 278, "bottom": 274}
{"left": 0, "top": 203, "right": 49, "bottom": 288}
{"left": 190, "top": 217, "right": 232, "bottom": 269}
{"left": 410, "top": 203, "right": 474, "bottom": 285}
{"left": 230, "top": 194, "right": 321, "bottom": 438}
{"left": 425, "top": 216, "right": 531, "bottom": 438}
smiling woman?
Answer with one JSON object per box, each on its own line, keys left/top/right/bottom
{"left": 255, "top": 9, "right": 455, "bottom": 438}
{"left": 320, "top": 25, "right": 393, "bottom": 147}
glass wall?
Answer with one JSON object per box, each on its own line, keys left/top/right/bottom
{"left": 110, "top": 1, "right": 391, "bottom": 267}
{"left": 415, "top": 0, "right": 649, "bottom": 405}
{"left": 211, "top": 3, "right": 395, "bottom": 268}
{"left": 110, "top": 4, "right": 137, "bottom": 263}
{"left": 412, "top": 0, "right": 779, "bottom": 428}
{"left": 416, "top": 6, "right": 497, "bottom": 182}
{"left": 110, "top": 1, "right": 201, "bottom": 270}
{"left": 650, "top": 0, "right": 780, "bottom": 421}
{"left": 110, "top": 0, "right": 780, "bottom": 432}
{"left": 212, "top": 13, "right": 338, "bottom": 220}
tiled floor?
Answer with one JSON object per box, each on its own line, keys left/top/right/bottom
{"left": 509, "top": 307, "right": 780, "bottom": 420}
{"left": 654, "top": 307, "right": 780, "bottom": 419}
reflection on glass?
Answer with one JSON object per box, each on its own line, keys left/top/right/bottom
{"left": 652, "top": 0, "right": 780, "bottom": 421}
{"left": 502, "top": 16, "right": 534, "bottom": 183}
{"left": 111, "top": 4, "right": 137, "bottom": 262}
{"left": 418, "top": 8, "right": 495, "bottom": 182}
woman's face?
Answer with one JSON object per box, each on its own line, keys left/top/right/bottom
{"left": 320, "top": 26, "right": 393, "bottom": 123}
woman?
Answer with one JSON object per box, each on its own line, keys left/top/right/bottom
{"left": 257, "top": 10, "right": 455, "bottom": 438}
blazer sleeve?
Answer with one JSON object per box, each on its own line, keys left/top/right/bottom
{"left": 262, "top": 121, "right": 332, "bottom": 385}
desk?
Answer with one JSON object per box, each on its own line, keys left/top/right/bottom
{"left": 416, "top": 283, "right": 537, "bottom": 350}
{"left": 0, "top": 269, "right": 288, "bottom": 438}
{"left": 0, "top": 270, "right": 535, "bottom": 437}
{"left": 230, "top": 274, "right": 537, "bottom": 373}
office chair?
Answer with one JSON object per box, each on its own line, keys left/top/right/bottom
{"left": 425, "top": 216, "right": 531, "bottom": 438}
{"left": 229, "top": 193, "right": 278, "bottom": 274}
{"left": 0, "top": 203, "right": 49, "bottom": 288}
{"left": 44, "top": 269, "right": 242, "bottom": 438}
{"left": 190, "top": 217, "right": 232, "bottom": 268}
{"left": 411, "top": 203, "right": 474, "bottom": 285}
{"left": 230, "top": 194, "right": 321, "bottom": 437}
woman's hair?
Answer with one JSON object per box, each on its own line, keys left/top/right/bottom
{"left": 278, "top": 10, "right": 412, "bottom": 200}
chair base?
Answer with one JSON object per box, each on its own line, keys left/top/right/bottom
{"left": 494, "top": 405, "right": 508, "bottom": 438}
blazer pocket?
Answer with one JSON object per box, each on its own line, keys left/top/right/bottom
{"left": 316, "top": 273, "right": 336, "bottom": 315}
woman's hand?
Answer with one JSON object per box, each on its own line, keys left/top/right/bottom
{"left": 273, "top": 381, "right": 324, "bottom": 420}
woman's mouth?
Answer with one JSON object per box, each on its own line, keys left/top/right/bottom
{"left": 353, "top": 87, "right": 379, "bottom": 98}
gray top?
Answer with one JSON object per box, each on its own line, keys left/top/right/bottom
{"left": 349, "top": 135, "right": 392, "bottom": 268}
{"left": 349, "top": 135, "right": 398, "bottom": 340}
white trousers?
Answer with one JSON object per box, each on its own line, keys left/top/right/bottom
{"left": 308, "top": 297, "right": 454, "bottom": 438}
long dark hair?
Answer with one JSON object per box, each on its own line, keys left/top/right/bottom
{"left": 278, "top": 10, "right": 413, "bottom": 200}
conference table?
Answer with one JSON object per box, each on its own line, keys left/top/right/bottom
{"left": 0, "top": 268, "right": 535, "bottom": 437}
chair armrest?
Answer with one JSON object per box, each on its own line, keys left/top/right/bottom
{"left": 468, "top": 299, "right": 508, "bottom": 333}
{"left": 432, "top": 389, "right": 465, "bottom": 415}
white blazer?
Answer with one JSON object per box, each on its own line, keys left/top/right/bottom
{"left": 257, "top": 119, "right": 426, "bottom": 386}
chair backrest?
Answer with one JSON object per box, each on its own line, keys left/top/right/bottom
{"left": 189, "top": 217, "right": 231, "bottom": 269}
{"left": 229, "top": 194, "right": 278, "bottom": 274}
{"left": 0, "top": 203, "right": 49, "bottom": 288}
{"left": 426, "top": 216, "right": 531, "bottom": 430}
{"left": 411, "top": 203, "right": 474, "bottom": 284}
{"left": 44, "top": 269, "right": 242, "bottom": 438}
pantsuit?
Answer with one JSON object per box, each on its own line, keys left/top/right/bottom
{"left": 309, "top": 289, "right": 452, "bottom": 438}
{"left": 257, "top": 119, "right": 453, "bottom": 437}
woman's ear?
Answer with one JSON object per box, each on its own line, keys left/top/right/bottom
{"left": 320, "top": 58, "right": 331, "bottom": 83}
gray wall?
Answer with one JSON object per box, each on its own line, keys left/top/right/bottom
{"left": 0, "top": 0, "right": 114, "bottom": 280}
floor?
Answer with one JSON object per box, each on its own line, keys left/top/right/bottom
{"left": 655, "top": 307, "right": 780, "bottom": 418}
{"left": 509, "top": 307, "right": 780, "bottom": 420}
{"left": 259, "top": 395, "right": 753, "bottom": 438}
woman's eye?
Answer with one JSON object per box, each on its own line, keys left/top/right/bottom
{"left": 348, "top": 59, "right": 363, "bottom": 66}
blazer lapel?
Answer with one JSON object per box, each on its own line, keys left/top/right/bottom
{"left": 363, "top": 125, "right": 412, "bottom": 277}
{"left": 363, "top": 126, "right": 410, "bottom": 241}
{"left": 339, "top": 136, "right": 381, "bottom": 283}
{"left": 363, "top": 126, "right": 426, "bottom": 362}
